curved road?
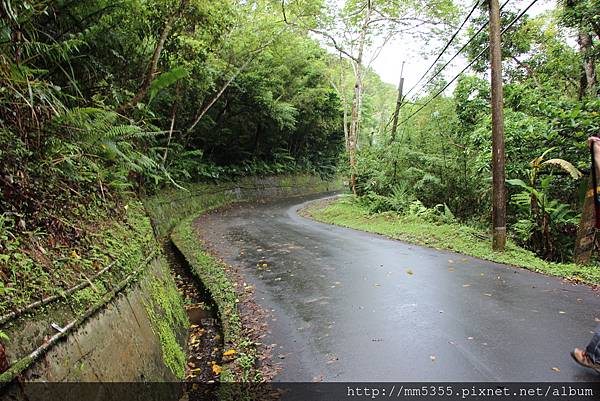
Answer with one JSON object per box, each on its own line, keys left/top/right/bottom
{"left": 195, "top": 193, "right": 600, "bottom": 382}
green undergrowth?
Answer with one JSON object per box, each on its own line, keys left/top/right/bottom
{"left": 144, "top": 262, "right": 189, "bottom": 379}
{"left": 171, "top": 217, "right": 256, "bottom": 382}
{"left": 0, "top": 199, "right": 156, "bottom": 316}
{"left": 303, "top": 197, "right": 600, "bottom": 285}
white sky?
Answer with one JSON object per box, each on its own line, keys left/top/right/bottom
{"left": 370, "top": 0, "right": 556, "bottom": 94}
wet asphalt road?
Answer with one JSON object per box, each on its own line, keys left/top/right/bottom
{"left": 195, "top": 193, "right": 600, "bottom": 382}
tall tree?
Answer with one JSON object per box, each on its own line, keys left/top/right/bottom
{"left": 283, "top": 0, "right": 458, "bottom": 194}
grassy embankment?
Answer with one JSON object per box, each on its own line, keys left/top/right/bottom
{"left": 302, "top": 196, "right": 600, "bottom": 285}
{"left": 1, "top": 200, "right": 156, "bottom": 316}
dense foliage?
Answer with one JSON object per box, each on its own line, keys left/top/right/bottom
{"left": 0, "top": 0, "right": 345, "bottom": 297}
{"left": 351, "top": 1, "right": 600, "bottom": 263}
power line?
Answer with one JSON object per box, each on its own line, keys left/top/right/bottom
{"left": 383, "top": 0, "right": 486, "bottom": 135}
{"left": 403, "top": 0, "right": 511, "bottom": 103}
{"left": 395, "top": 0, "right": 539, "bottom": 128}
{"left": 403, "top": 0, "right": 481, "bottom": 98}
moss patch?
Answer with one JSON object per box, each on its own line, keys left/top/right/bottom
{"left": 143, "top": 263, "right": 189, "bottom": 379}
{"left": 302, "top": 197, "right": 600, "bottom": 285}
{"left": 0, "top": 199, "right": 155, "bottom": 316}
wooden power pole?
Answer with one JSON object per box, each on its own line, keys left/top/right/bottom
{"left": 389, "top": 61, "right": 405, "bottom": 144}
{"left": 489, "top": 0, "right": 506, "bottom": 251}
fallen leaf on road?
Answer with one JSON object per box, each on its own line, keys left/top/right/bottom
{"left": 551, "top": 367, "right": 560, "bottom": 372}
{"left": 374, "top": 283, "right": 380, "bottom": 287}
{"left": 407, "top": 269, "right": 414, "bottom": 275}
{"left": 211, "top": 363, "right": 222, "bottom": 375}
{"left": 462, "top": 284, "right": 471, "bottom": 287}
{"left": 467, "top": 336, "right": 474, "bottom": 340}
{"left": 483, "top": 293, "right": 492, "bottom": 297}
{"left": 448, "top": 259, "right": 454, "bottom": 264}
{"left": 430, "top": 355, "right": 436, "bottom": 362}
{"left": 559, "top": 311, "right": 566, "bottom": 314}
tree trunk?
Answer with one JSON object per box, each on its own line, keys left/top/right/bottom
{"left": 117, "top": 15, "right": 175, "bottom": 113}
{"left": 187, "top": 31, "right": 282, "bottom": 132}
{"left": 389, "top": 62, "right": 405, "bottom": 144}
{"left": 578, "top": 31, "right": 597, "bottom": 98}
{"left": 162, "top": 83, "right": 180, "bottom": 167}
{"left": 187, "top": 58, "right": 252, "bottom": 132}
{"left": 253, "top": 122, "right": 261, "bottom": 157}
{"left": 348, "top": 4, "right": 372, "bottom": 196}
{"left": 339, "top": 57, "right": 350, "bottom": 151}
{"left": 574, "top": 175, "right": 596, "bottom": 264}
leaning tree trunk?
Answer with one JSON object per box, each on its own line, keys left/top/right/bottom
{"left": 187, "top": 31, "right": 282, "bottom": 133}
{"left": 574, "top": 175, "right": 596, "bottom": 264}
{"left": 162, "top": 82, "right": 180, "bottom": 167}
{"left": 117, "top": 15, "right": 176, "bottom": 113}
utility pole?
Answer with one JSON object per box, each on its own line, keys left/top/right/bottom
{"left": 489, "top": 0, "right": 506, "bottom": 251}
{"left": 389, "top": 61, "right": 405, "bottom": 144}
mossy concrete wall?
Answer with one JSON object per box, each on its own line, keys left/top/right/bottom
{"left": 31, "top": 257, "right": 184, "bottom": 382}
{"left": 2, "top": 257, "right": 186, "bottom": 399}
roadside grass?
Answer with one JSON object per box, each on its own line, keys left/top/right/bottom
{"left": 301, "top": 196, "right": 600, "bottom": 285}
{"left": 171, "top": 217, "right": 251, "bottom": 382}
